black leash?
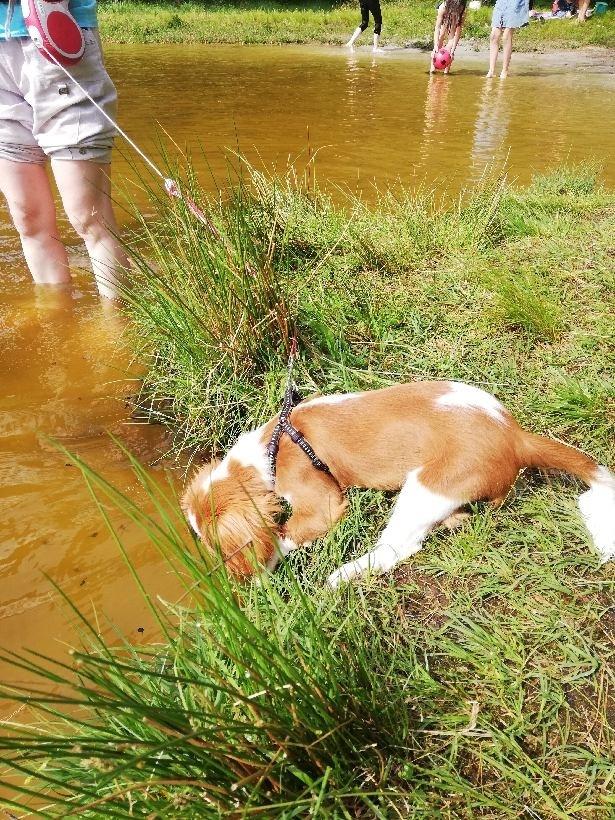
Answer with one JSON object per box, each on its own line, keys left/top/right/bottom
{"left": 266, "top": 339, "right": 333, "bottom": 479}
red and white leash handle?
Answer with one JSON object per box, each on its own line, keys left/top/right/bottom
{"left": 21, "top": 0, "right": 84, "bottom": 66}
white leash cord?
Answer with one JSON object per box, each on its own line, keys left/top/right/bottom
{"left": 43, "top": 45, "right": 168, "bottom": 182}
{"left": 41, "top": 45, "right": 220, "bottom": 228}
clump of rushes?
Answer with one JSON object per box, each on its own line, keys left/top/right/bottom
{"left": 484, "top": 266, "right": 564, "bottom": 341}
{"left": 120, "top": 166, "right": 299, "bottom": 452}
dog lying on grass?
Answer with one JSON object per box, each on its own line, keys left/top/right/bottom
{"left": 182, "top": 381, "right": 615, "bottom": 587}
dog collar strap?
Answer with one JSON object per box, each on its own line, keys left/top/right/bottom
{"left": 22, "top": 0, "right": 85, "bottom": 66}
{"left": 267, "top": 382, "right": 332, "bottom": 479}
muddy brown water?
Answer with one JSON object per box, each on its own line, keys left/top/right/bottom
{"left": 1, "top": 45, "right": 614, "bottom": 696}
{"left": 108, "top": 44, "right": 615, "bottom": 197}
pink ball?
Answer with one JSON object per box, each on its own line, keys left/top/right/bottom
{"left": 432, "top": 48, "right": 453, "bottom": 71}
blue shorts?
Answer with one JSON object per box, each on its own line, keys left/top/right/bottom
{"left": 492, "top": 0, "right": 530, "bottom": 28}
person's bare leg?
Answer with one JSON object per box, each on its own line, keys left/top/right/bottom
{"left": 52, "top": 159, "right": 128, "bottom": 300}
{"left": 487, "top": 27, "right": 501, "bottom": 77}
{"left": 443, "top": 37, "right": 453, "bottom": 74}
{"left": 0, "top": 159, "right": 70, "bottom": 285}
{"left": 500, "top": 28, "right": 513, "bottom": 78}
{"left": 346, "top": 26, "right": 362, "bottom": 47}
{"left": 577, "top": 0, "right": 589, "bottom": 20}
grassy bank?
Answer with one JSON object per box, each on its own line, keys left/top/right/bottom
{"left": 98, "top": 0, "right": 615, "bottom": 50}
{"left": 122, "top": 162, "right": 614, "bottom": 460}
{"left": 1, "top": 166, "right": 614, "bottom": 815}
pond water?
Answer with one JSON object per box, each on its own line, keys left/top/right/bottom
{"left": 109, "top": 44, "right": 615, "bottom": 198}
{"left": 1, "top": 44, "right": 614, "bottom": 689}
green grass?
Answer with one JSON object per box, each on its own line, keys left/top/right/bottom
{"left": 98, "top": 0, "right": 615, "bottom": 50}
{"left": 1, "top": 164, "right": 614, "bottom": 816}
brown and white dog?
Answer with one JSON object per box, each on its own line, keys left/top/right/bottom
{"left": 181, "top": 381, "right": 615, "bottom": 587}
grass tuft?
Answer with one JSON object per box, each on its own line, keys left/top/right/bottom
{"left": 485, "top": 267, "right": 563, "bottom": 341}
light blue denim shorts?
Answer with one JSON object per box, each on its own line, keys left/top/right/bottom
{"left": 491, "top": 0, "right": 530, "bottom": 28}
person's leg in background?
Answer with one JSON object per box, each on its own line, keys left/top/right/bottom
{"left": 0, "top": 159, "right": 70, "bottom": 285}
{"left": 52, "top": 159, "right": 128, "bottom": 300}
{"left": 500, "top": 27, "right": 513, "bottom": 77}
{"left": 577, "top": 0, "right": 590, "bottom": 20}
{"left": 346, "top": 1, "right": 370, "bottom": 47}
{"left": 372, "top": 0, "right": 382, "bottom": 50}
{"left": 487, "top": 26, "right": 502, "bottom": 77}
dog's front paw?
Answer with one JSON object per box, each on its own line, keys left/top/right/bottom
{"left": 326, "top": 569, "right": 344, "bottom": 589}
{"left": 326, "top": 563, "right": 358, "bottom": 589}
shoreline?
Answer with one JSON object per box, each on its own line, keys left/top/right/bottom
{"left": 208, "top": 40, "right": 615, "bottom": 63}
{"left": 104, "top": 37, "right": 615, "bottom": 70}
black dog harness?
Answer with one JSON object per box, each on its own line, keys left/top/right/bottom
{"left": 266, "top": 380, "right": 333, "bottom": 480}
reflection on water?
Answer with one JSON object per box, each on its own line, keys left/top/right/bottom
{"left": 415, "top": 74, "right": 453, "bottom": 183}
{"left": 1, "top": 44, "right": 613, "bottom": 687}
{"left": 104, "top": 45, "right": 614, "bottom": 202}
{"left": 471, "top": 79, "right": 510, "bottom": 182}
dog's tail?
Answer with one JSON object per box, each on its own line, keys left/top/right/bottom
{"left": 519, "top": 432, "right": 615, "bottom": 562}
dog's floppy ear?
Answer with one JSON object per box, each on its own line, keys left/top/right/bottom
{"left": 206, "top": 469, "right": 283, "bottom": 576}
{"left": 210, "top": 501, "right": 275, "bottom": 576}
{"left": 181, "top": 460, "right": 282, "bottom": 578}
{"left": 181, "top": 458, "right": 222, "bottom": 538}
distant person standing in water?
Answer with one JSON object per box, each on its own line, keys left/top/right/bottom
{"left": 0, "top": 0, "right": 127, "bottom": 299}
{"left": 430, "top": 0, "right": 467, "bottom": 73}
{"left": 346, "top": 0, "right": 383, "bottom": 51}
{"left": 487, "top": 0, "right": 529, "bottom": 78}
